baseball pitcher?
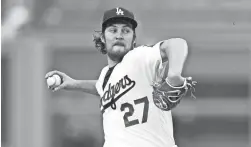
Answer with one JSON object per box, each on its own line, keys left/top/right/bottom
{"left": 45, "top": 7, "right": 196, "bottom": 147}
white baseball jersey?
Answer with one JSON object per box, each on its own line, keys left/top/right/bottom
{"left": 96, "top": 42, "right": 177, "bottom": 147}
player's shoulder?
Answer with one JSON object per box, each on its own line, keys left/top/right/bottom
{"left": 136, "top": 38, "right": 186, "bottom": 46}
{"left": 125, "top": 42, "right": 161, "bottom": 58}
{"left": 132, "top": 41, "right": 164, "bottom": 52}
{"left": 125, "top": 38, "right": 187, "bottom": 58}
{"left": 135, "top": 44, "right": 155, "bottom": 49}
{"left": 132, "top": 44, "right": 155, "bottom": 53}
{"left": 125, "top": 45, "right": 151, "bottom": 58}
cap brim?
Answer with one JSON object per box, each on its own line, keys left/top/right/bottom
{"left": 102, "top": 17, "right": 137, "bottom": 29}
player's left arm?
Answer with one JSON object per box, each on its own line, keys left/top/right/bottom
{"left": 151, "top": 38, "right": 196, "bottom": 111}
{"left": 159, "top": 38, "right": 188, "bottom": 86}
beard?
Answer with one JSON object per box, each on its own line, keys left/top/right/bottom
{"left": 107, "top": 47, "right": 128, "bottom": 62}
{"left": 106, "top": 42, "right": 134, "bottom": 62}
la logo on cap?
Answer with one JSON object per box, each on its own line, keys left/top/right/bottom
{"left": 116, "top": 7, "right": 124, "bottom": 15}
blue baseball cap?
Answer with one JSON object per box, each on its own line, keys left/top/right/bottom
{"left": 102, "top": 7, "right": 138, "bottom": 31}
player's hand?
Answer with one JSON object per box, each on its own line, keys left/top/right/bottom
{"left": 45, "top": 70, "right": 76, "bottom": 92}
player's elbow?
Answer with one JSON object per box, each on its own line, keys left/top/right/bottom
{"left": 161, "top": 38, "right": 187, "bottom": 50}
{"left": 161, "top": 38, "right": 188, "bottom": 56}
{"left": 160, "top": 38, "right": 189, "bottom": 63}
{"left": 170, "top": 38, "right": 188, "bottom": 56}
{"left": 170, "top": 38, "right": 187, "bottom": 44}
{"left": 169, "top": 38, "right": 188, "bottom": 49}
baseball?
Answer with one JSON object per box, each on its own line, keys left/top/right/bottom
{"left": 53, "top": 74, "right": 62, "bottom": 86}
{"left": 47, "top": 74, "right": 61, "bottom": 87}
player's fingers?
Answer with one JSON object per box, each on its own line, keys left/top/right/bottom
{"left": 45, "top": 70, "right": 63, "bottom": 79}
{"left": 45, "top": 71, "right": 56, "bottom": 79}
{"left": 52, "top": 83, "right": 65, "bottom": 92}
{"left": 52, "top": 86, "right": 61, "bottom": 92}
{"left": 48, "top": 84, "right": 55, "bottom": 90}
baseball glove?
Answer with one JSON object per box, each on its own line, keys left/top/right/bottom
{"left": 152, "top": 61, "right": 197, "bottom": 111}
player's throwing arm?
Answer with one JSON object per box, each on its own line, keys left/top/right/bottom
{"left": 45, "top": 70, "right": 99, "bottom": 96}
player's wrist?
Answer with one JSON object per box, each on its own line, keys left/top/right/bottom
{"left": 71, "top": 79, "right": 81, "bottom": 88}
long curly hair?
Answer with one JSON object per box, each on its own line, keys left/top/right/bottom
{"left": 93, "top": 31, "right": 107, "bottom": 54}
{"left": 93, "top": 31, "right": 137, "bottom": 54}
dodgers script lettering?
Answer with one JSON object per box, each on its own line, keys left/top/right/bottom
{"left": 102, "top": 75, "right": 135, "bottom": 103}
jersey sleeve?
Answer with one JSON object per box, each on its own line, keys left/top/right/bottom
{"left": 134, "top": 41, "right": 168, "bottom": 85}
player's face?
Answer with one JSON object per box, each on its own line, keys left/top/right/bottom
{"left": 103, "top": 23, "right": 135, "bottom": 62}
